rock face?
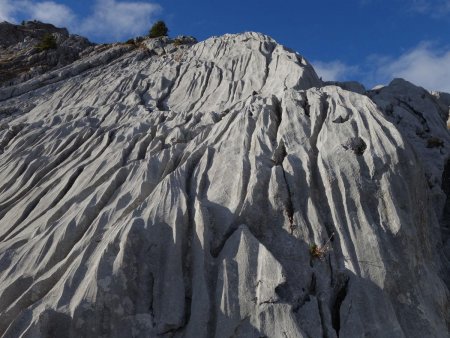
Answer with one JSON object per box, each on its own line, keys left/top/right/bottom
{"left": 0, "top": 21, "right": 93, "bottom": 87}
{"left": 0, "top": 27, "right": 449, "bottom": 338}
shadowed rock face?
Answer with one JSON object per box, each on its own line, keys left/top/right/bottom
{"left": 0, "top": 21, "right": 93, "bottom": 87}
{"left": 0, "top": 29, "right": 449, "bottom": 338}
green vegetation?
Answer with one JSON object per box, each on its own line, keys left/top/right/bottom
{"left": 173, "top": 38, "right": 183, "bottom": 46}
{"left": 125, "top": 36, "right": 145, "bottom": 45}
{"left": 36, "top": 33, "right": 57, "bottom": 52}
{"left": 309, "top": 232, "right": 334, "bottom": 260}
{"left": 149, "top": 21, "right": 168, "bottom": 38}
{"left": 309, "top": 244, "right": 326, "bottom": 259}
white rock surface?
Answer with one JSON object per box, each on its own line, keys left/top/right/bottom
{"left": 0, "top": 31, "right": 449, "bottom": 338}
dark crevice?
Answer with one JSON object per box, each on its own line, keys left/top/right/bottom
{"left": 179, "top": 153, "right": 201, "bottom": 331}
{"left": 270, "top": 96, "right": 283, "bottom": 146}
{"left": 0, "top": 129, "right": 93, "bottom": 219}
{"left": 0, "top": 127, "right": 114, "bottom": 235}
{"left": 440, "top": 158, "right": 450, "bottom": 284}
{"left": 210, "top": 223, "right": 241, "bottom": 258}
{"left": 309, "top": 272, "right": 317, "bottom": 295}
{"left": 0, "top": 123, "right": 25, "bottom": 153}
{"left": 4, "top": 166, "right": 85, "bottom": 241}
{"left": 280, "top": 161, "right": 295, "bottom": 233}
{"left": 0, "top": 160, "right": 29, "bottom": 194}
{"left": 270, "top": 97, "right": 295, "bottom": 232}
{"left": 309, "top": 94, "right": 337, "bottom": 238}
{"left": 0, "top": 168, "right": 130, "bottom": 332}
{"left": 259, "top": 42, "right": 275, "bottom": 90}
{"left": 332, "top": 107, "right": 351, "bottom": 124}
{"left": 98, "top": 105, "right": 116, "bottom": 126}
{"left": 46, "top": 167, "right": 130, "bottom": 277}
{"left": 0, "top": 187, "right": 51, "bottom": 242}
{"left": 342, "top": 137, "right": 367, "bottom": 156}
{"left": 272, "top": 141, "right": 287, "bottom": 166}
{"left": 331, "top": 274, "right": 349, "bottom": 336}
{"left": 302, "top": 95, "right": 311, "bottom": 117}
{"left": 148, "top": 273, "right": 155, "bottom": 326}
{"left": 136, "top": 131, "right": 155, "bottom": 161}
{"left": 51, "top": 167, "right": 85, "bottom": 207}
{"left": 274, "top": 96, "right": 282, "bottom": 124}
{"left": 198, "top": 65, "right": 213, "bottom": 101}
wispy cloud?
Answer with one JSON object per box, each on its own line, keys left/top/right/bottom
{"left": 311, "top": 60, "right": 359, "bottom": 82}
{"left": 313, "top": 42, "right": 450, "bottom": 93}
{"left": 79, "top": 0, "right": 161, "bottom": 40}
{"left": 27, "top": 1, "right": 76, "bottom": 27}
{"left": 371, "top": 42, "right": 450, "bottom": 92}
{"left": 359, "top": 0, "right": 450, "bottom": 18}
{"left": 409, "top": 0, "right": 450, "bottom": 17}
{"left": 0, "top": 0, "right": 161, "bottom": 41}
{"left": 0, "top": 0, "right": 20, "bottom": 22}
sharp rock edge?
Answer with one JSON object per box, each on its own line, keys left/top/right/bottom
{"left": 0, "top": 26, "right": 449, "bottom": 338}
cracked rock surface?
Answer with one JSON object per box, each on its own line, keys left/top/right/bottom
{"left": 0, "top": 21, "right": 93, "bottom": 88}
{"left": 0, "top": 29, "right": 449, "bottom": 337}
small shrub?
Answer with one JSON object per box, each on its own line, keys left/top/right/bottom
{"left": 125, "top": 36, "right": 145, "bottom": 46}
{"left": 310, "top": 244, "right": 326, "bottom": 259}
{"left": 36, "top": 33, "right": 57, "bottom": 51}
{"left": 310, "top": 232, "right": 334, "bottom": 260}
{"left": 173, "top": 35, "right": 197, "bottom": 47}
{"left": 173, "top": 38, "right": 183, "bottom": 46}
{"left": 149, "top": 20, "right": 168, "bottom": 38}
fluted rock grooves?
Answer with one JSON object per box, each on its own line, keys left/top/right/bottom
{"left": 0, "top": 26, "right": 449, "bottom": 337}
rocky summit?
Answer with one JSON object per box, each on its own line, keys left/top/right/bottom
{"left": 0, "top": 22, "right": 449, "bottom": 338}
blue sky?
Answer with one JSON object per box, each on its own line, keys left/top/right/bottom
{"left": 1, "top": 0, "right": 450, "bottom": 91}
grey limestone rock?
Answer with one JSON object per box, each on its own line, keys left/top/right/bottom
{"left": 0, "top": 29, "right": 448, "bottom": 338}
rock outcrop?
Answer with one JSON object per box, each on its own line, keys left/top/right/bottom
{"left": 0, "top": 21, "right": 92, "bottom": 87}
{"left": 0, "top": 26, "right": 449, "bottom": 338}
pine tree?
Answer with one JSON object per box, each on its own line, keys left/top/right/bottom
{"left": 149, "top": 21, "right": 168, "bottom": 38}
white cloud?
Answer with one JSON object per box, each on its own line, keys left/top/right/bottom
{"left": 0, "top": 0, "right": 161, "bottom": 41}
{"left": 312, "top": 60, "right": 359, "bottom": 81}
{"left": 27, "top": 1, "right": 76, "bottom": 28}
{"left": 373, "top": 42, "right": 450, "bottom": 92}
{"left": 0, "top": 0, "right": 74, "bottom": 26}
{"left": 79, "top": 0, "right": 161, "bottom": 40}
{"left": 0, "top": 0, "right": 19, "bottom": 22}
{"left": 312, "top": 43, "right": 450, "bottom": 93}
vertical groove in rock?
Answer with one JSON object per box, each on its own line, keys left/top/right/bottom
{"left": 331, "top": 274, "right": 350, "bottom": 337}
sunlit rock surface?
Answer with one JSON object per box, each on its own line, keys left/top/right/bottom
{"left": 0, "top": 28, "right": 449, "bottom": 337}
